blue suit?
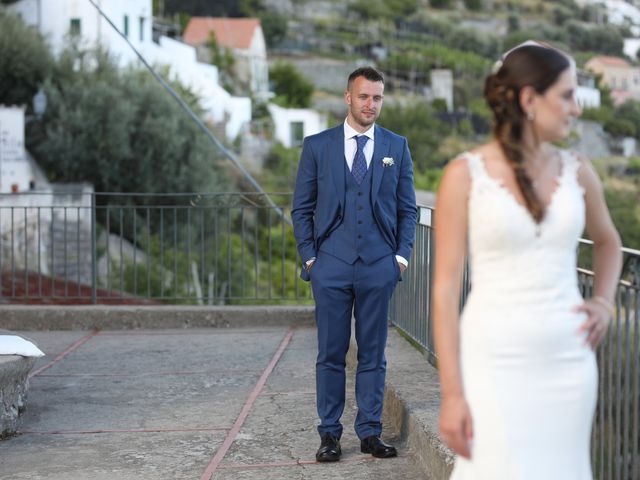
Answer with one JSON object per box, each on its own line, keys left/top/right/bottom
{"left": 292, "top": 123, "right": 417, "bottom": 440}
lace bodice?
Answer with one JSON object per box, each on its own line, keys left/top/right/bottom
{"left": 464, "top": 150, "right": 585, "bottom": 305}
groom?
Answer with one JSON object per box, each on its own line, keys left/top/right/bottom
{"left": 292, "top": 66, "right": 417, "bottom": 462}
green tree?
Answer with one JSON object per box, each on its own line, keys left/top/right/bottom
{"left": 348, "top": 0, "right": 397, "bottom": 20}
{"left": 348, "top": 0, "right": 417, "bottom": 20}
{"left": 0, "top": 12, "right": 54, "bottom": 109}
{"left": 615, "top": 100, "right": 640, "bottom": 140}
{"left": 378, "top": 100, "right": 449, "bottom": 171}
{"left": 566, "top": 21, "right": 623, "bottom": 55}
{"left": 259, "top": 11, "right": 288, "bottom": 47}
{"left": 27, "top": 47, "right": 229, "bottom": 196}
{"left": 269, "top": 62, "right": 314, "bottom": 108}
{"left": 430, "top": 0, "right": 452, "bottom": 8}
{"left": 552, "top": 6, "right": 573, "bottom": 26}
{"left": 605, "top": 186, "right": 640, "bottom": 249}
{"left": 464, "top": 0, "right": 483, "bottom": 11}
{"left": 604, "top": 118, "right": 636, "bottom": 138}
{"left": 207, "top": 31, "right": 236, "bottom": 88}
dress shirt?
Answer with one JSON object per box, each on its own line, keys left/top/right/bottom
{"left": 344, "top": 120, "right": 375, "bottom": 170}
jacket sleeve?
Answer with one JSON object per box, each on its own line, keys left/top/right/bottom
{"left": 291, "top": 137, "right": 318, "bottom": 263}
{"left": 395, "top": 137, "right": 418, "bottom": 262}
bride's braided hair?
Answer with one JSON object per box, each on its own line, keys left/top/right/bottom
{"left": 484, "top": 44, "right": 570, "bottom": 223}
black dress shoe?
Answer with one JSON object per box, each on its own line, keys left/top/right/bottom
{"left": 360, "top": 435, "right": 398, "bottom": 458}
{"left": 316, "top": 433, "right": 341, "bottom": 462}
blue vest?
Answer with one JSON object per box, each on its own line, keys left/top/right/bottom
{"left": 319, "top": 161, "right": 394, "bottom": 264}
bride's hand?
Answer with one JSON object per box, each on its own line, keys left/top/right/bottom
{"left": 575, "top": 298, "right": 612, "bottom": 349}
{"left": 439, "top": 395, "right": 473, "bottom": 459}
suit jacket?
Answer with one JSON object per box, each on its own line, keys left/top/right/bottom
{"left": 291, "top": 123, "right": 417, "bottom": 281}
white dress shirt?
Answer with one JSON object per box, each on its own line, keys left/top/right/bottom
{"left": 344, "top": 120, "right": 375, "bottom": 170}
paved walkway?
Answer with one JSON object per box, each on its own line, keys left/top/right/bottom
{"left": 0, "top": 327, "right": 425, "bottom": 479}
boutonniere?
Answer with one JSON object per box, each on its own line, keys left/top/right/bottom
{"left": 382, "top": 157, "right": 395, "bottom": 167}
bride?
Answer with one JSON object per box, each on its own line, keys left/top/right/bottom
{"left": 432, "top": 42, "right": 622, "bottom": 479}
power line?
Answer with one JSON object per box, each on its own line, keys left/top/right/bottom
{"left": 85, "top": 0, "right": 289, "bottom": 225}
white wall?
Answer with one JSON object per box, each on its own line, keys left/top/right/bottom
{"left": 268, "top": 104, "right": 327, "bottom": 148}
{"left": 142, "top": 37, "right": 250, "bottom": 139}
{"left": 9, "top": 0, "right": 151, "bottom": 61}
{"left": 576, "top": 86, "right": 601, "bottom": 109}
{"left": 0, "top": 107, "right": 37, "bottom": 193}
{"left": 430, "top": 69, "right": 454, "bottom": 112}
{"left": 624, "top": 38, "right": 640, "bottom": 60}
{"left": 8, "top": 0, "right": 250, "bottom": 140}
{"left": 248, "top": 25, "right": 269, "bottom": 94}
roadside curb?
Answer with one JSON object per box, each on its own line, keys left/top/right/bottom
{"left": 0, "top": 305, "right": 316, "bottom": 330}
{"left": 348, "top": 328, "right": 454, "bottom": 479}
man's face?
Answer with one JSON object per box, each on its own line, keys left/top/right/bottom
{"left": 345, "top": 76, "right": 384, "bottom": 130}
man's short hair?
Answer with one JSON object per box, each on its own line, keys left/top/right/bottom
{"left": 347, "top": 66, "right": 385, "bottom": 89}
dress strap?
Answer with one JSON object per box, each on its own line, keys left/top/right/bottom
{"left": 463, "top": 151, "right": 489, "bottom": 182}
{"left": 559, "top": 149, "right": 581, "bottom": 182}
{"left": 558, "top": 149, "right": 585, "bottom": 195}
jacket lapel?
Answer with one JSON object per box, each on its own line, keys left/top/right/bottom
{"left": 371, "top": 125, "right": 390, "bottom": 204}
{"left": 328, "top": 125, "right": 345, "bottom": 212}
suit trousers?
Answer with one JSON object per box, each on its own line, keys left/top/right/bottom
{"left": 309, "top": 251, "right": 400, "bottom": 440}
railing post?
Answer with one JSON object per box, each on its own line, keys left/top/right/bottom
{"left": 90, "top": 193, "right": 97, "bottom": 304}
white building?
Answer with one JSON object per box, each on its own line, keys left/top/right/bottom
{"left": 0, "top": 106, "right": 36, "bottom": 193}
{"left": 430, "top": 69, "right": 454, "bottom": 112}
{"left": 576, "top": 0, "right": 640, "bottom": 35}
{"left": 576, "top": 85, "right": 602, "bottom": 109}
{"left": 184, "top": 17, "right": 270, "bottom": 100}
{"left": 624, "top": 38, "right": 640, "bottom": 60}
{"left": 267, "top": 104, "right": 327, "bottom": 149}
{"left": 7, "top": 0, "right": 250, "bottom": 139}
{"left": 576, "top": 70, "right": 601, "bottom": 109}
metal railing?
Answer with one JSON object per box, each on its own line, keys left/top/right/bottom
{"left": 390, "top": 204, "right": 640, "bottom": 480}
{"left": 578, "top": 239, "right": 640, "bottom": 480}
{"left": 0, "top": 192, "right": 311, "bottom": 304}
{"left": 2, "top": 192, "right": 639, "bottom": 477}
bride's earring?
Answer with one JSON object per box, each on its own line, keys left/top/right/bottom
{"left": 527, "top": 111, "right": 535, "bottom": 121}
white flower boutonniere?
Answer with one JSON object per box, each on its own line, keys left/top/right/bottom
{"left": 382, "top": 157, "right": 395, "bottom": 168}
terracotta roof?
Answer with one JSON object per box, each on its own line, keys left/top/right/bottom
{"left": 586, "top": 56, "right": 631, "bottom": 69}
{"left": 183, "top": 18, "right": 260, "bottom": 49}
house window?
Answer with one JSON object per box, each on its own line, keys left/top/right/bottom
{"left": 139, "top": 17, "right": 145, "bottom": 42}
{"left": 70, "top": 18, "right": 81, "bottom": 36}
{"left": 290, "top": 122, "right": 304, "bottom": 147}
{"left": 123, "top": 15, "right": 129, "bottom": 37}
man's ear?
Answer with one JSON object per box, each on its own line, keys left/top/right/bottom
{"left": 344, "top": 89, "right": 351, "bottom": 106}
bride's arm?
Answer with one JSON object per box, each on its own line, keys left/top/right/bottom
{"left": 433, "top": 156, "right": 472, "bottom": 458}
{"left": 576, "top": 155, "right": 622, "bottom": 348}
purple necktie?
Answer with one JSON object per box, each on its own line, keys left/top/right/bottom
{"left": 352, "top": 135, "right": 368, "bottom": 185}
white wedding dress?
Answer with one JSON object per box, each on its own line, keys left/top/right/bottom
{"left": 450, "top": 150, "right": 596, "bottom": 480}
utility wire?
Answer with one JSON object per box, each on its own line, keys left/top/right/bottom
{"left": 86, "top": 0, "right": 289, "bottom": 225}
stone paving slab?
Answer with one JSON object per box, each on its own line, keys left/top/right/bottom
{"left": 1, "top": 431, "right": 225, "bottom": 480}
{"left": 0, "top": 326, "right": 425, "bottom": 480}
{"left": 22, "top": 375, "right": 251, "bottom": 432}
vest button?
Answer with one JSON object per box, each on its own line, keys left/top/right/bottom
{"left": 358, "top": 206, "right": 363, "bottom": 211}
{"left": 358, "top": 220, "right": 362, "bottom": 224}
{"left": 358, "top": 235, "right": 362, "bottom": 239}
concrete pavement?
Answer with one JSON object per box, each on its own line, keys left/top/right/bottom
{"left": 0, "top": 325, "right": 428, "bottom": 479}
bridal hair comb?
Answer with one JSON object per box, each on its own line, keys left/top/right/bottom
{"left": 492, "top": 40, "right": 546, "bottom": 74}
